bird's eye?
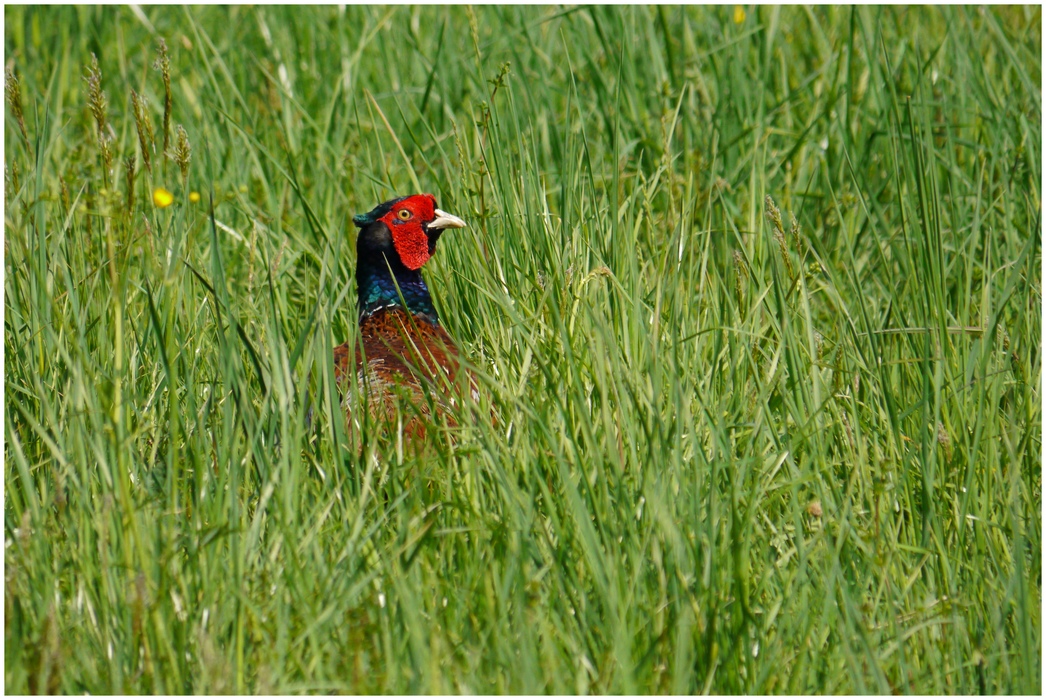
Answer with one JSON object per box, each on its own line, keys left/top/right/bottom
{"left": 397, "top": 209, "right": 412, "bottom": 221}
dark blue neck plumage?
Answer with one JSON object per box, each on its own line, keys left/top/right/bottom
{"left": 356, "top": 256, "right": 439, "bottom": 325}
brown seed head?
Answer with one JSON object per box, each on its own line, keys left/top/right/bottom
{"left": 5, "top": 67, "right": 28, "bottom": 144}
{"left": 790, "top": 212, "right": 803, "bottom": 258}
{"left": 99, "top": 133, "right": 114, "bottom": 187}
{"left": 732, "top": 249, "right": 747, "bottom": 305}
{"left": 765, "top": 195, "right": 793, "bottom": 279}
{"left": 84, "top": 53, "right": 108, "bottom": 140}
{"left": 130, "top": 89, "right": 154, "bottom": 172}
{"left": 764, "top": 195, "right": 784, "bottom": 235}
{"left": 154, "top": 39, "right": 172, "bottom": 166}
{"left": 174, "top": 124, "right": 192, "bottom": 181}
{"left": 936, "top": 422, "right": 952, "bottom": 462}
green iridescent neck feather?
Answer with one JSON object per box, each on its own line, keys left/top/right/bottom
{"left": 356, "top": 259, "right": 439, "bottom": 325}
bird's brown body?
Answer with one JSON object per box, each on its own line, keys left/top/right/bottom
{"left": 334, "top": 307, "right": 462, "bottom": 390}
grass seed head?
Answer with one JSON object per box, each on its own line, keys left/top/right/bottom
{"left": 5, "top": 160, "right": 15, "bottom": 200}
{"left": 764, "top": 194, "right": 784, "bottom": 234}
{"left": 84, "top": 53, "right": 108, "bottom": 140}
{"left": 790, "top": 212, "right": 803, "bottom": 258}
{"left": 99, "top": 132, "right": 114, "bottom": 187}
{"left": 5, "top": 67, "right": 28, "bottom": 144}
{"left": 154, "top": 38, "right": 172, "bottom": 165}
{"left": 765, "top": 195, "right": 794, "bottom": 280}
{"left": 466, "top": 4, "right": 481, "bottom": 70}
{"left": 130, "top": 89, "right": 154, "bottom": 172}
{"left": 775, "top": 229, "right": 793, "bottom": 280}
{"left": 936, "top": 422, "right": 952, "bottom": 462}
{"left": 174, "top": 124, "right": 192, "bottom": 181}
{"left": 732, "top": 249, "right": 747, "bottom": 307}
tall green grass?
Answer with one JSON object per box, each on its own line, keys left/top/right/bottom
{"left": 4, "top": 5, "right": 1040, "bottom": 693}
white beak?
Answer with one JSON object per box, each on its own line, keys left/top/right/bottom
{"left": 430, "top": 208, "right": 467, "bottom": 230}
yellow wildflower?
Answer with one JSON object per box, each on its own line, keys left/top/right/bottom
{"left": 189, "top": 191, "right": 201, "bottom": 203}
{"left": 153, "top": 187, "right": 174, "bottom": 208}
{"left": 733, "top": 6, "right": 746, "bottom": 24}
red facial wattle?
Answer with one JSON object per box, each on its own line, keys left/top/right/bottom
{"left": 390, "top": 225, "right": 431, "bottom": 270}
{"left": 380, "top": 194, "right": 437, "bottom": 270}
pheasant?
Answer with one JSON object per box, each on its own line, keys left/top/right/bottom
{"left": 333, "top": 193, "right": 468, "bottom": 437}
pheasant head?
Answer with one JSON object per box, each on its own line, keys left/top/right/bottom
{"left": 353, "top": 193, "right": 466, "bottom": 323}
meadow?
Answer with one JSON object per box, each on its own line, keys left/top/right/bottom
{"left": 4, "top": 4, "right": 1041, "bottom": 693}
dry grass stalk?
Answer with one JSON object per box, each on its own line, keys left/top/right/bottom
{"left": 125, "top": 154, "right": 136, "bottom": 213}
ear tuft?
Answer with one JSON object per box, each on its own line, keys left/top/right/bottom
{"left": 353, "top": 197, "right": 404, "bottom": 228}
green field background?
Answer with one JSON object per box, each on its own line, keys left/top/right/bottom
{"left": 4, "top": 4, "right": 1041, "bottom": 693}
